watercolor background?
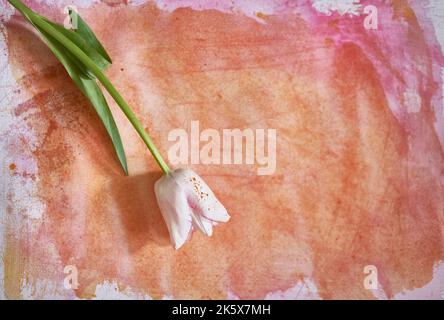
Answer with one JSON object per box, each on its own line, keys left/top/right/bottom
{"left": 1, "top": 0, "right": 444, "bottom": 299}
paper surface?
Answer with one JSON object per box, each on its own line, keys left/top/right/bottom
{"left": 1, "top": 0, "right": 444, "bottom": 299}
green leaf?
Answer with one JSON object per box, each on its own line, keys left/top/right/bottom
{"left": 41, "top": 18, "right": 111, "bottom": 78}
{"left": 27, "top": 8, "right": 112, "bottom": 75}
{"left": 68, "top": 9, "right": 112, "bottom": 65}
{"left": 35, "top": 22, "right": 128, "bottom": 175}
{"left": 9, "top": 0, "right": 171, "bottom": 175}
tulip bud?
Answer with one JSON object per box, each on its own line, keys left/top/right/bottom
{"left": 154, "top": 169, "right": 230, "bottom": 249}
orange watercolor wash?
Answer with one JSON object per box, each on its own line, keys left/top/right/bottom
{"left": 3, "top": 1, "right": 444, "bottom": 299}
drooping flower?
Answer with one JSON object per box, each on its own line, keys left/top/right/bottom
{"left": 154, "top": 168, "right": 230, "bottom": 249}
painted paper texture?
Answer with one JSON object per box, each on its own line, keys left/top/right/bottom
{"left": 1, "top": 0, "right": 444, "bottom": 299}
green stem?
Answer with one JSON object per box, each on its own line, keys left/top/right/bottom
{"left": 8, "top": 0, "right": 171, "bottom": 175}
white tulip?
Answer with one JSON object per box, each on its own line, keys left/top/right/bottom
{"left": 154, "top": 169, "right": 230, "bottom": 249}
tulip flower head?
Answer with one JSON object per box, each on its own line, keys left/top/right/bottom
{"left": 154, "top": 169, "right": 230, "bottom": 249}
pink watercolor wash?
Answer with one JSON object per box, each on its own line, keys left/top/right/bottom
{"left": 0, "top": 0, "right": 444, "bottom": 299}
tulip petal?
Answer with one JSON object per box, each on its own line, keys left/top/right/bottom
{"left": 172, "top": 169, "right": 230, "bottom": 223}
{"left": 201, "top": 199, "right": 230, "bottom": 223}
{"left": 154, "top": 174, "right": 193, "bottom": 249}
{"left": 189, "top": 208, "right": 213, "bottom": 237}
